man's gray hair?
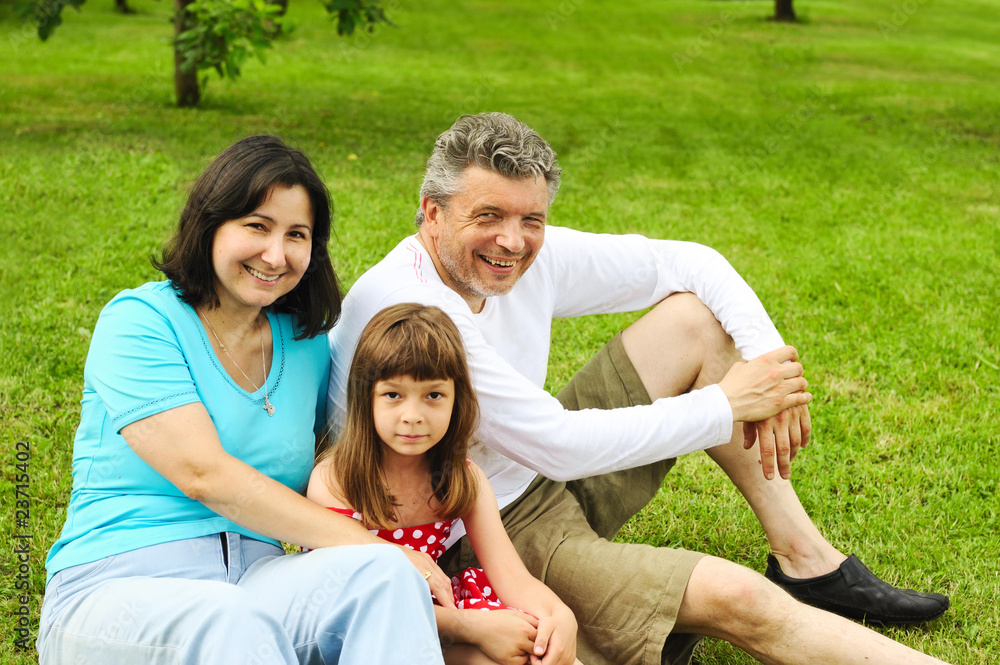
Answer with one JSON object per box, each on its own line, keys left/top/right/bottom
{"left": 415, "top": 112, "right": 562, "bottom": 225}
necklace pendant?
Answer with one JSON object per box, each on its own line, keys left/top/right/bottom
{"left": 264, "top": 398, "right": 276, "bottom": 417}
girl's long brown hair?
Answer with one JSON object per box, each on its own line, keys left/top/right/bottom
{"left": 319, "top": 303, "right": 479, "bottom": 529}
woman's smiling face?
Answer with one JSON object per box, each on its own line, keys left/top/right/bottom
{"left": 211, "top": 184, "right": 314, "bottom": 314}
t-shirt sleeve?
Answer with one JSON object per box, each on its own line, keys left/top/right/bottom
{"left": 85, "top": 291, "right": 202, "bottom": 432}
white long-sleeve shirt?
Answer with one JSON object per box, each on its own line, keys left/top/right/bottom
{"left": 328, "top": 225, "right": 785, "bottom": 515}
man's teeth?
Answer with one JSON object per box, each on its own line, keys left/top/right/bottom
{"left": 483, "top": 257, "right": 516, "bottom": 267}
{"left": 247, "top": 267, "right": 279, "bottom": 282}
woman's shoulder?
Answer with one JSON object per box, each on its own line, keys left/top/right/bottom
{"left": 91, "top": 281, "right": 190, "bottom": 337}
{"left": 100, "top": 280, "right": 184, "bottom": 316}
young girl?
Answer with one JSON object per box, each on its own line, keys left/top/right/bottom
{"left": 308, "top": 303, "right": 583, "bottom": 665}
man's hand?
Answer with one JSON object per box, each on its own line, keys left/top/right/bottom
{"left": 742, "top": 402, "right": 813, "bottom": 480}
{"left": 719, "top": 345, "right": 811, "bottom": 423}
{"left": 718, "top": 345, "right": 813, "bottom": 479}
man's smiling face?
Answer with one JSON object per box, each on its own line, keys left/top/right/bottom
{"left": 420, "top": 165, "right": 549, "bottom": 312}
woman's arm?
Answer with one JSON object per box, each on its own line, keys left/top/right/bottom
{"left": 123, "top": 402, "right": 456, "bottom": 605}
{"left": 302, "top": 455, "right": 455, "bottom": 605}
{"left": 462, "top": 464, "right": 579, "bottom": 665}
{"left": 124, "top": 403, "right": 380, "bottom": 548}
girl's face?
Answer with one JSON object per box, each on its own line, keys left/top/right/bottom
{"left": 211, "top": 184, "right": 314, "bottom": 315}
{"left": 372, "top": 374, "right": 455, "bottom": 460}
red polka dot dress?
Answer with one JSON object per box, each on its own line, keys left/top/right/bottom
{"left": 327, "top": 507, "right": 519, "bottom": 611}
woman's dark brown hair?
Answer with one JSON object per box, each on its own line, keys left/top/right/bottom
{"left": 154, "top": 135, "right": 340, "bottom": 339}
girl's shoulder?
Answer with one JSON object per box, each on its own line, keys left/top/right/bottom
{"left": 466, "top": 459, "right": 486, "bottom": 481}
{"left": 305, "top": 458, "right": 350, "bottom": 510}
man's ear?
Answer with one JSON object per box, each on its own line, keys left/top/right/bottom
{"left": 420, "top": 196, "right": 443, "bottom": 228}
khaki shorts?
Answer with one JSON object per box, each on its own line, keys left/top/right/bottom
{"left": 440, "top": 333, "right": 704, "bottom": 665}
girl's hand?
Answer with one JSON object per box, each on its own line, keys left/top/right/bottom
{"left": 529, "top": 609, "right": 578, "bottom": 665}
{"left": 399, "top": 547, "right": 455, "bottom": 609}
{"left": 470, "top": 609, "right": 539, "bottom": 665}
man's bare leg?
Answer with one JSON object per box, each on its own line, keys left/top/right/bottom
{"left": 674, "top": 557, "right": 950, "bottom": 665}
{"left": 620, "top": 292, "right": 844, "bottom": 578}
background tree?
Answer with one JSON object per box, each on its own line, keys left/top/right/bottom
{"left": 773, "top": 0, "right": 797, "bottom": 22}
{"left": 16, "top": 0, "right": 391, "bottom": 107}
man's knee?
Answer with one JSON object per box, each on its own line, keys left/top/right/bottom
{"left": 677, "top": 556, "right": 790, "bottom": 640}
{"left": 654, "top": 293, "right": 729, "bottom": 343}
{"left": 623, "top": 293, "right": 738, "bottom": 397}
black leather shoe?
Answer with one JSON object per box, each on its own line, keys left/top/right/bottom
{"left": 765, "top": 554, "right": 950, "bottom": 625}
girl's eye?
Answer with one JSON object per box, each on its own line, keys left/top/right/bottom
{"left": 384, "top": 392, "right": 400, "bottom": 399}
{"left": 428, "top": 392, "right": 443, "bottom": 400}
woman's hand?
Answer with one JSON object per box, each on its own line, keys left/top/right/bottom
{"left": 399, "top": 547, "right": 456, "bottom": 609}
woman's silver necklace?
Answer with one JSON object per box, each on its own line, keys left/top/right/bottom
{"left": 199, "top": 310, "right": 276, "bottom": 417}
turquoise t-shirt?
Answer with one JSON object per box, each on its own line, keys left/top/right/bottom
{"left": 45, "top": 281, "right": 330, "bottom": 583}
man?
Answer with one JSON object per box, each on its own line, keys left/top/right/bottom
{"left": 327, "top": 112, "right": 950, "bottom": 664}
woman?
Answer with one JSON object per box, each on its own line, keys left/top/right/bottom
{"left": 38, "top": 136, "right": 447, "bottom": 665}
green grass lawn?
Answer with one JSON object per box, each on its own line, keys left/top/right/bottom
{"left": 1, "top": 0, "right": 997, "bottom": 662}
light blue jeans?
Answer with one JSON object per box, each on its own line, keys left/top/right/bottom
{"left": 38, "top": 533, "right": 445, "bottom": 664}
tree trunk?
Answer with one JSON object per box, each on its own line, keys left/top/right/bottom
{"left": 773, "top": 0, "right": 797, "bottom": 22}
{"left": 174, "top": 0, "right": 200, "bottom": 107}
